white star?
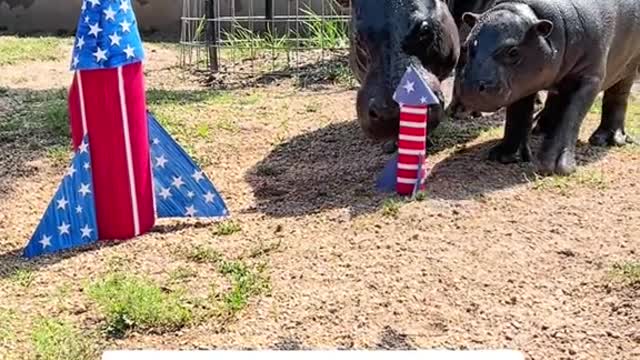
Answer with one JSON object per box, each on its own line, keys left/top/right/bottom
{"left": 79, "top": 141, "right": 89, "bottom": 153}
{"left": 93, "top": 47, "right": 108, "bottom": 62}
{"left": 109, "top": 32, "right": 122, "bottom": 47}
{"left": 403, "top": 81, "right": 415, "bottom": 93}
{"left": 171, "top": 176, "right": 185, "bottom": 189}
{"left": 78, "top": 183, "right": 91, "bottom": 197}
{"left": 187, "top": 191, "right": 195, "bottom": 198}
{"left": 58, "top": 222, "right": 71, "bottom": 236}
{"left": 185, "top": 205, "right": 197, "bottom": 217}
{"left": 83, "top": 162, "right": 90, "bottom": 170}
{"left": 192, "top": 170, "right": 204, "bottom": 182}
{"left": 158, "top": 187, "right": 171, "bottom": 200}
{"left": 76, "top": 36, "right": 85, "bottom": 49}
{"left": 152, "top": 138, "right": 160, "bottom": 145}
{"left": 72, "top": 56, "right": 79, "bottom": 68}
{"left": 84, "top": 16, "right": 90, "bottom": 24}
{"left": 120, "top": 0, "right": 130, "bottom": 12}
{"left": 66, "top": 165, "right": 76, "bottom": 177}
{"left": 123, "top": 44, "right": 135, "bottom": 58}
{"left": 76, "top": 205, "right": 83, "bottom": 214}
{"left": 104, "top": 6, "right": 117, "bottom": 21}
{"left": 87, "top": 0, "right": 100, "bottom": 7}
{"left": 81, "top": 1, "right": 87, "bottom": 11}
{"left": 420, "top": 96, "right": 427, "bottom": 104}
{"left": 155, "top": 154, "right": 168, "bottom": 168}
{"left": 39, "top": 234, "right": 52, "bottom": 248}
{"left": 203, "top": 191, "right": 215, "bottom": 203}
{"left": 120, "top": 19, "right": 132, "bottom": 33}
{"left": 56, "top": 198, "right": 69, "bottom": 210}
{"left": 88, "top": 22, "right": 102, "bottom": 38}
{"left": 80, "top": 225, "right": 93, "bottom": 238}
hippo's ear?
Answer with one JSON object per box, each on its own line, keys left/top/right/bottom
{"left": 532, "top": 20, "right": 553, "bottom": 38}
{"left": 461, "top": 12, "right": 480, "bottom": 28}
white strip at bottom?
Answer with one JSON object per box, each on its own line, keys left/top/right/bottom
{"left": 103, "top": 350, "right": 525, "bottom": 360}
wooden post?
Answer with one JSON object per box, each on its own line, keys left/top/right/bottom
{"left": 206, "top": 0, "right": 218, "bottom": 72}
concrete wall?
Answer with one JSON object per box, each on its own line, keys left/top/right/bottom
{"left": 0, "top": 0, "right": 347, "bottom": 34}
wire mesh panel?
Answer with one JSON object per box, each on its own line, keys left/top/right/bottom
{"left": 180, "top": 0, "right": 352, "bottom": 78}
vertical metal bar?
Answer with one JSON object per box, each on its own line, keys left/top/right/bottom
{"left": 206, "top": 0, "right": 219, "bottom": 72}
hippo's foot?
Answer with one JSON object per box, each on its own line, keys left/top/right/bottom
{"left": 488, "top": 142, "right": 532, "bottom": 164}
{"left": 589, "top": 127, "right": 634, "bottom": 147}
{"left": 537, "top": 148, "right": 576, "bottom": 176}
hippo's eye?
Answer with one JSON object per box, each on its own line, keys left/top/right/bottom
{"left": 499, "top": 46, "right": 521, "bottom": 64}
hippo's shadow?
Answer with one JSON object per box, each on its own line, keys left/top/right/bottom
{"left": 245, "top": 115, "right": 503, "bottom": 218}
{"left": 425, "top": 135, "right": 612, "bottom": 201}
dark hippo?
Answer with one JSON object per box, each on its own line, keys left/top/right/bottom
{"left": 339, "top": 0, "right": 460, "bottom": 144}
{"left": 454, "top": 0, "right": 640, "bottom": 175}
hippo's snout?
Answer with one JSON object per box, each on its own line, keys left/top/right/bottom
{"left": 356, "top": 90, "right": 401, "bottom": 140}
{"left": 458, "top": 76, "right": 511, "bottom": 112}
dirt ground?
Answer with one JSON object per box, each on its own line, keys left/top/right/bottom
{"left": 1, "top": 38, "right": 639, "bottom": 360}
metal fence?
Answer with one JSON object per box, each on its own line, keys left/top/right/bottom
{"left": 179, "top": 0, "right": 352, "bottom": 76}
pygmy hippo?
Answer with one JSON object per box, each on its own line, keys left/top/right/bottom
{"left": 343, "top": 0, "right": 460, "bottom": 144}
{"left": 454, "top": 0, "right": 640, "bottom": 175}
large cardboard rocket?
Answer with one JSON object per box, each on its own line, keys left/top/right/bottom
{"left": 23, "top": 0, "right": 228, "bottom": 258}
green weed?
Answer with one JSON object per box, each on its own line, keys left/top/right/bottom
{"left": 381, "top": 198, "right": 402, "bottom": 218}
{"left": 10, "top": 269, "right": 35, "bottom": 288}
{"left": 213, "top": 221, "right": 242, "bottom": 236}
{"left": 532, "top": 169, "right": 607, "bottom": 193}
{"left": 610, "top": 261, "right": 640, "bottom": 284}
{"left": 86, "top": 273, "right": 192, "bottom": 337}
{"left": 31, "top": 318, "right": 96, "bottom": 360}
{"left": 184, "top": 244, "right": 222, "bottom": 264}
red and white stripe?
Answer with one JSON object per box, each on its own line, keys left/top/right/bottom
{"left": 68, "top": 61, "right": 155, "bottom": 240}
{"left": 396, "top": 104, "right": 428, "bottom": 195}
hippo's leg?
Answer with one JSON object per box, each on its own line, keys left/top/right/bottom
{"left": 538, "top": 77, "right": 602, "bottom": 176}
{"left": 488, "top": 94, "right": 535, "bottom": 163}
{"left": 533, "top": 92, "right": 565, "bottom": 136}
{"left": 589, "top": 75, "right": 636, "bottom": 147}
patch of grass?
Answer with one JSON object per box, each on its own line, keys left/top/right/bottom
{"left": 0, "top": 36, "right": 67, "bottom": 65}
{"left": 430, "top": 119, "right": 501, "bottom": 154}
{"left": 168, "top": 266, "right": 197, "bottom": 283}
{"left": 0, "top": 88, "right": 70, "bottom": 147}
{"left": 213, "top": 220, "right": 242, "bottom": 236}
{"left": 413, "top": 191, "right": 428, "bottom": 202}
{"left": 531, "top": 169, "right": 607, "bottom": 193}
{"left": 46, "top": 145, "right": 70, "bottom": 165}
{"left": 300, "top": 5, "right": 349, "bottom": 49}
{"left": 184, "top": 244, "right": 222, "bottom": 264}
{"left": 86, "top": 273, "right": 192, "bottom": 337}
{"left": 10, "top": 268, "right": 35, "bottom": 288}
{"left": 609, "top": 261, "right": 640, "bottom": 284}
{"left": 381, "top": 198, "right": 402, "bottom": 218}
{"left": 31, "top": 318, "right": 96, "bottom": 360}
{"left": 0, "top": 309, "right": 17, "bottom": 346}
{"left": 215, "top": 260, "right": 270, "bottom": 316}
{"left": 146, "top": 89, "right": 230, "bottom": 106}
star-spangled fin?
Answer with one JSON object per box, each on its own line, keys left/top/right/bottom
{"left": 148, "top": 112, "right": 229, "bottom": 219}
{"left": 23, "top": 136, "right": 99, "bottom": 259}
{"left": 375, "top": 153, "right": 398, "bottom": 193}
{"left": 393, "top": 64, "right": 440, "bottom": 106}
{"left": 70, "top": 0, "right": 144, "bottom": 71}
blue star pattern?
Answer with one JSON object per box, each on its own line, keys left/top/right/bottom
{"left": 23, "top": 136, "right": 99, "bottom": 258}
{"left": 71, "top": 0, "right": 144, "bottom": 71}
{"left": 148, "top": 112, "right": 229, "bottom": 219}
{"left": 393, "top": 64, "right": 440, "bottom": 106}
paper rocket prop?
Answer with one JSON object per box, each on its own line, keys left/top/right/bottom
{"left": 23, "top": 0, "right": 228, "bottom": 259}
{"left": 376, "top": 64, "right": 439, "bottom": 196}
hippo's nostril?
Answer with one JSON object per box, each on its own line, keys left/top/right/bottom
{"left": 369, "top": 109, "right": 379, "bottom": 120}
{"left": 478, "top": 82, "right": 487, "bottom": 93}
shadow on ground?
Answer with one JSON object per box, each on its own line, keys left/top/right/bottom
{"left": 245, "top": 114, "right": 504, "bottom": 218}
{"left": 425, "top": 136, "right": 611, "bottom": 201}
{"left": 247, "top": 111, "right": 616, "bottom": 216}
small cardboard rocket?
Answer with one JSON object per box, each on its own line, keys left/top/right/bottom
{"left": 23, "top": 0, "right": 228, "bottom": 259}
{"left": 376, "top": 64, "right": 439, "bottom": 197}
